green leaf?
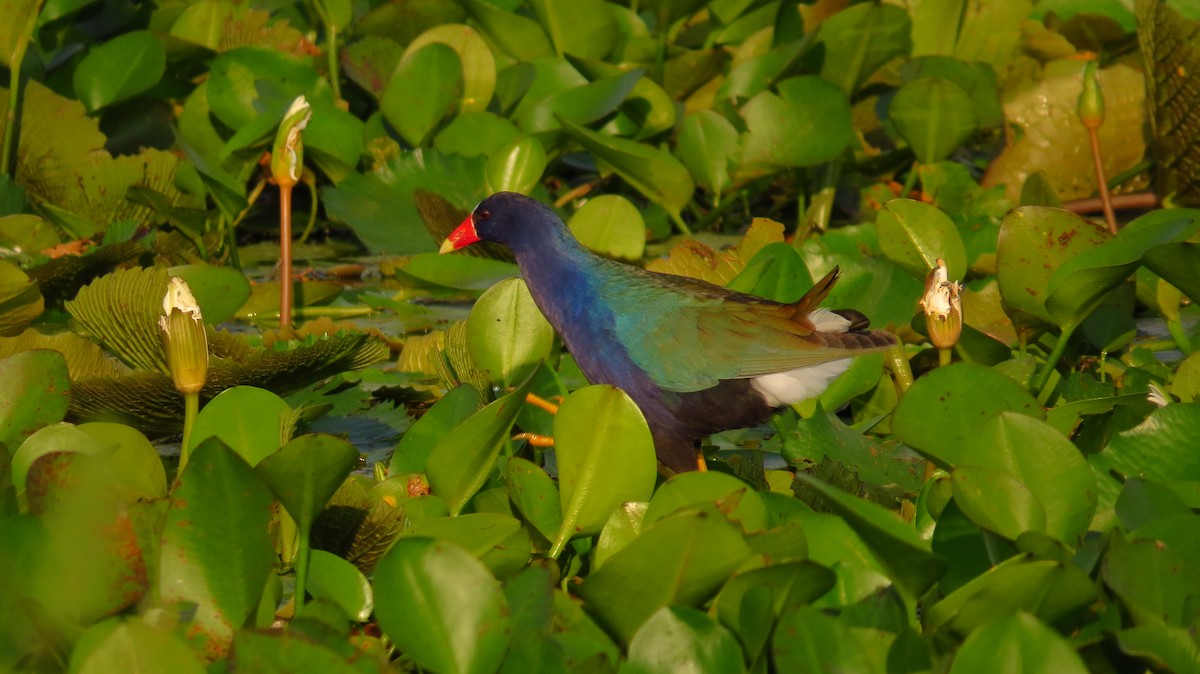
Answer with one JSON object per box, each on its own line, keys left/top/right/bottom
{"left": 0, "top": 350, "right": 70, "bottom": 452}
{"left": 593, "top": 502, "right": 647, "bottom": 569}
{"left": 390, "top": 385, "right": 481, "bottom": 475}
{"left": 427, "top": 381, "right": 532, "bottom": 516}
{"left": 676, "top": 111, "right": 738, "bottom": 199}
{"left": 965, "top": 413, "right": 1095, "bottom": 543}
{"left": 737, "top": 76, "right": 853, "bottom": 175}
{"left": 644, "top": 471, "right": 768, "bottom": 533}
{"left": 1115, "top": 623, "right": 1200, "bottom": 674}
{"left": 948, "top": 612, "right": 1089, "bottom": 674}
{"left": 78, "top": 421, "right": 168, "bottom": 500}
{"left": 465, "top": 278, "right": 555, "bottom": 388}
{"left": 70, "top": 618, "right": 206, "bottom": 674}
{"left": 399, "top": 253, "right": 519, "bottom": 290}
{"left": 227, "top": 630, "right": 368, "bottom": 673}
{"left": 160, "top": 438, "right": 275, "bottom": 659}
{"left": 557, "top": 116, "right": 695, "bottom": 221}
{"left": 550, "top": 385, "right": 657, "bottom": 558}
{"left": 0, "top": 0, "right": 39, "bottom": 68}
{"left": 255, "top": 433, "right": 358, "bottom": 529}
{"left": 527, "top": 0, "right": 619, "bottom": 60}
{"left": 719, "top": 568, "right": 813, "bottom": 663}
{"left": 892, "top": 363, "right": 1044, "bottom": 468}
{"left": 1144, "top": 242, "right": 1200, "bottom": 303}
{"left": 624, "top": 606, "right": 746, "bottom": 674}
{"left": 1045, "top": 209, "right": 1200, "bottom": 330}
{"left": 0, "top": 260, "right": 43, "bottom": 337}
{"left": 576, "top": 510, "right": 752, "bottom": 644}
{"left": 323, "top": 150, "right": 488, "bottom": 255}
{"left": 772, "top": 605, "right": 883, "bottom": 673}
{"left": 816, "top": 3, "right": 912, "bottom": 94}
{"left": 504, "top": 457, "right": 562, "bottom": 544}
{"left": 566, "top": 194, "right": 645, "bottom": 261}
{"left": 207, "top": 47, "right": 329, "bottom": 132}
{"left": 519, "top": 69, "right": 643, "bottom": 134}
{"left": 485, "top": 135, "right": 546, "bottom": 195}
{"left": 404, "top": 513, "right": 532, "bottom": 578}
{"left": 901, "top": 55, "right": 1004, "bottom": 129}
{"left": 404, "top": 24, "right": 496, "bottom": 114}
{"left": 1103, "top": 538, "right": 1200, "bottom": 627}
{"left": 341, "top": 35, "right": 405, "bottom": 100}
{"left": 382, "top": 42, "right": 463, "bottom": 147}
{"left": 798, "top": 472, "right": 946, "bottom": 598}
{"left": 187, "top": 386, "right": 294, "bottom": 467}
{"left": 996, "top": 206, "right": 1111, "bottom": 327}
{"left": 889, "top": 78, "right": 978, "bottom": 164}
{"left": 876, "top": 198, "right": 968, "bottom": 280}
{"left": 73, "top": 31, "right": 165, "bottom": 113}
{"left": 307, "top": 550, "right": 373, "bottom": 622}
{"left": 726, "top": 243, "right": 811, "bottom": 302}
{"left": 1090, "top": 403, "right": 1200, "bottom": 511}
{"left": 460, "top": 0, "right": 553, "bottom": 61}
{"left": 951, "top": 465, "right": 1047, "bottom": 541}
{"left": 781, "top": 409, "right": 923, "bottom": 499}
{"left": 926, "top": 557, "right": 1097, "bottom": 635}
{"left": 374, "top": 538, "right": 510, "bottom": 674}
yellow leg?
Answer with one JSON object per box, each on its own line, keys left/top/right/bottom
{"left": 696, "top": 449, "right": 708, "bottom": 472}
{"left": 524, "top": 392, "right": 561, "bottom": 415}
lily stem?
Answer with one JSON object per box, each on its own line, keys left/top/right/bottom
{"left": 938, "top": 347, "right": 952, "bottom": 368}
{"left": 1031, "top": 323, "right": 1077, "bottom": 395}
{"left": 181, "top": 391, "right": 199, "bottom": 472}
{"left": 280, "top": 184, "right": 294, "bottom": 327}
{"left": 1086, "top": 126, "right": 1118, "bottom": 235}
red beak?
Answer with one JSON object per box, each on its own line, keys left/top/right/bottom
{"left": 439, "top": 215, "right": 481, "bottom": 253}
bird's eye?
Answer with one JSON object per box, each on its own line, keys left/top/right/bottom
{"left": 477, "top": 209, "right": 491, "bottom": 221}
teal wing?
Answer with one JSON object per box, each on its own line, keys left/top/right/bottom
{"left": 601, "top": 265, "right": 878, "bottom": 393}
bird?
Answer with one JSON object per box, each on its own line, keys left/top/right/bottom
{"left": 439, "top": 192, "right": 897, "bottom": 473}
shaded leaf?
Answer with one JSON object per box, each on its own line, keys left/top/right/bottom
{"left": 160, "top": 439, "right": 275, "bottom": 659}
{"left": 374, "top": 538, "right": 510, "bottom": 674}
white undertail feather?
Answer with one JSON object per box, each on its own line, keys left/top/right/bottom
{"left": 750, "top": 309, "right": 855, "bottom": 407}
{"left": 752, "top": 359, "right": 852, "bottom": 407}
{"left": 809, "top": 308, "right": 851, "bottom": 332}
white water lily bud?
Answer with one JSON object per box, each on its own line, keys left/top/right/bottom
{"left": 271, "top": 95, "right": 313, "bottom": 187}
{"left": 918, "top": 259, "right": 963, "bottom": 350}
{"left": 159, "top": 276, "right": 209, "bottom": 395}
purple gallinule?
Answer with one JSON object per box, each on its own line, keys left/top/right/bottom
{"left": 440, "top": 192, "right": 896, "bottom": 473}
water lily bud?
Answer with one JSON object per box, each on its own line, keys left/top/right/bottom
{"left": 1077, "top": 61, "right": 1105, "bottom": 130}
{"left": 918, "top": 259, "right": 963, "bottom": 350}
{"left": 159, "top": 276, "right": 209, "bottom": 395}
{"left": 270, "top": 96, "right": 313, "bottom": 188}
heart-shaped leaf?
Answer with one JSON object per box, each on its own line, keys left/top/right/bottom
{"left": 550, "top": 385, "right": 656, "bottom": 558}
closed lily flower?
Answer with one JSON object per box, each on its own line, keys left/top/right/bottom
{"left": 160, "top": 276, "right": 209, "bottom": 395}
{"left": 918, "top": 259, "right": 963, "bottom": 352}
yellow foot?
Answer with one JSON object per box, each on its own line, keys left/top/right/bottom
{"left": 524, "top": 392, "right": 561, "bottom": 415}
{"left": 512, "top": 432, "right": 555, "bottom": 447}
